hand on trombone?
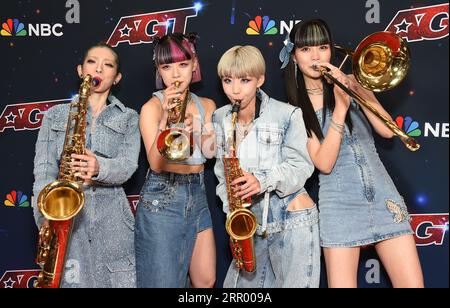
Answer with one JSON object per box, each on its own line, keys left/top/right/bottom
{"left": 314, "top": 62, "right": 353, "bottom": 112}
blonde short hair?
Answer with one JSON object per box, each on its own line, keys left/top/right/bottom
{"left": 217, "top": 45, "right": 266, "bottom": 78}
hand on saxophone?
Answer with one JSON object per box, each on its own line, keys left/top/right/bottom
{"left": 231, "top": 170, "right": 261, "bottom": 200}
{"left": 70, "top": 149, "right": 99, "bottom": 184}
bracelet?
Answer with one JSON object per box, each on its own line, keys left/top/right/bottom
{"left": 330, "top": 118, "right": 345, "bottom": 136}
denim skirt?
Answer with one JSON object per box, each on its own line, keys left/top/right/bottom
{"left": 134, "top": 170, "right": 213, "bottom": 287}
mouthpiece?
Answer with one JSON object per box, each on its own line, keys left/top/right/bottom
{"left": 231, "top": 100, "right": 241, "bottom": 114}
{"left": 92, "top": 77, "right": 102, "bottom": 87}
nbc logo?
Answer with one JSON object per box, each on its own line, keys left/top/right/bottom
{"left": 396, "top": 116, "right": 449, "bottom": 138}
{"left": 396, "top": 116, "right": 421, "bottom": 137}
{"left": 0, "top": 18, "right": 63, "bottom": 37}
{"left": 4, "top": 190, "right": 30, "bottom": 207}
{"left": 246, "top": 16, "right": 278, "bottom": 35}
{"left": 1, "top": 18, "right": 27, "bottom": 36}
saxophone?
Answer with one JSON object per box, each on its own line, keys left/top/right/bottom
{"left": 157, "top": 81, "right": 194, "bottom": 161}
{"left": 34, "top": 75, "right": 99, "bottom": 288}
{"left": 223, "top": 101, "right": 257, "bottom": 272}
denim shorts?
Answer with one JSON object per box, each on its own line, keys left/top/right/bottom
{"left": 134, "top": 170, "right": 212, "bottom": 288}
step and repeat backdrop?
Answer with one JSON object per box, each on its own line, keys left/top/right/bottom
{"left": 0, "top": 0, "right": 448, "bottom": 288}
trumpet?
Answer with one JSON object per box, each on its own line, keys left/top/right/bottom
{"left": 157, "top": 81, "right": 193, "bottom": 160}
{"left": 313, "top": 31, "right": 420, "bottom": 152}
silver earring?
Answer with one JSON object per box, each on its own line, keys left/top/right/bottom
{"left": 294, "top": 63, "right": 298, "bottom": 88}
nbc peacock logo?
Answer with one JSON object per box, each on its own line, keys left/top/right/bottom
{"left": 4, "top": 190, "right": 30, "bottom": 207}
{"left": 396, "top": 116, "right": 422, "bottom": 137}
{"left": 246, "top": 16, "right": 278, "bottom": 35}
{"left": 1, "top": 18, "right": 27, "bottom": 36}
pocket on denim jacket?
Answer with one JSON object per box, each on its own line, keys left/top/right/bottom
{"left": 257, "top": 127, "right": 283, "bottom": 170}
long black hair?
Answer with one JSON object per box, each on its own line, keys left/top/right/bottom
{"left": 283, "top": 19, "right": 352, "bottom": 139}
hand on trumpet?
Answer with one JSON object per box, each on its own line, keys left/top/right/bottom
{"left": 160, "top": 83, "right": 183, "bottom": 123}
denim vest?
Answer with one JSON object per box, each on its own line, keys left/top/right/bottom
{"left": 153, "top": 90, "right": 206, "bottom": 165}
{"left": 213, "top": 89, "right": 314, "bottom": 234}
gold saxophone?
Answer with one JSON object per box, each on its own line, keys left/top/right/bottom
{"left": 34, "top": 75, "right": 98, "bottom": 288}
{"left": 157, "top": 81, "right": 194, "bottom": 161}
{"left": 223, "top": 101, "right": 257, "bottom": 272}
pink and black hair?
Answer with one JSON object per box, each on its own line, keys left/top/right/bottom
{"left": 153, "top": 32, "right": 202, "bottom": 89}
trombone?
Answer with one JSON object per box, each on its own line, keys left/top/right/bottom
{"left": 313, "top": 31, "right": 420, "bottom": 151}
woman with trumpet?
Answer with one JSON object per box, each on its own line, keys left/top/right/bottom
{"left": 280, "top": 19, "right": 423, "bottom": 287}
{"left": 135, "top": 33, "right": 217, "bottom": 288}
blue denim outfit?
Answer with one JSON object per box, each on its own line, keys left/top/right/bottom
{"left": 316, "top": 102, "right": 413, "bottom": 247}
{"left": 32, "top": 95, "right": 140, "bottom": 288}
{"left": 135, "top": 91, "right": 212, "bottom": 288}
{"left": 213, "top": 89, "right": 320, "bottom": 288}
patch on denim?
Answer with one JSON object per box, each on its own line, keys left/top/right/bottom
{"left": 386, "top": 199, "right": 411, "bottom": 223}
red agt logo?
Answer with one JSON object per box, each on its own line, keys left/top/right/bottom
{"left": 107, "top": 6, "right": 199, "bottom": 47}
{"left": 0, "top": 99, "right": 69, "bottom": 133}
{"left": 0, "top": 270, "right": 39, "bottom": 288}
{"left": 127, "top": 195, "right": 139, "bottom": 216}
{"left": 385, "top": 3, "right": 449, "bottom": 42}
{"left": 411, "top": 213, "right": 449, "bottom": 246}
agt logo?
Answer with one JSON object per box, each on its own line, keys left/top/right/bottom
{"left": 246, "top": 15, "right": 301, "bottom": 36}
{"left": 396, "top": 116, "right": 449, "bottom": 138}
{"left": 1, "top": 18, "right": 63, "bottom": 37}
{"left": 3, "top": 190, "right": 30, "bottom": 208}
{"left": 385, "top": 3, "right": 449, "bottom": 42}
{"left": 1, "top": 270, "right": 39, "bottom": 288}
{"left": 0, "top": 98, "right": 69, "bottom": 133}
{"left": 127, "top": 195, "right": 139, "bottom": 216}
{"left": 411, "top": 213, "right": 449, "bottom": 246}
{"left": 107, "top": 4, "right": 202, "bottom": 47}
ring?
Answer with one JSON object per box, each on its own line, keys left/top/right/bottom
{"left": 84, "top": 162, "right": 88, "bottom": 167}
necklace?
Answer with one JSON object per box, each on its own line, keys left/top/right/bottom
{"left": 237, "top": 119, "right": 254, "bottom": 141}
{"left": 306, "top": 87, "right": 323, "bottom": 95}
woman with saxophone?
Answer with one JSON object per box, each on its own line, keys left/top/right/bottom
{"left": 135, "top": 33, "right": 216, "bottom": 288}
{"left": 280, "top": 19, "right": 423, "bottom": 287}
{"left": 32, "top": 43, "right": 140, "bottom": 287}
{"left": 213, "top": 45, "right": 320, "bottom": 288}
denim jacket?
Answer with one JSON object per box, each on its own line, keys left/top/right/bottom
{"left": 213, "top": 89, "right": 314, "bottom": 234}
{"left": 32, "top": 95, "right": 140, "bottom": 287}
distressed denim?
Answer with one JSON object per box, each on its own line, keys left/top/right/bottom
{"left": 135, "top": 170, "right": 212, "bottom": 288}
{"left": 213, "top": 89, "right": 319, "bottom": 288}
{"left": 32, "top": 95, "right": 140, "bottom": 288}
{"left": 316, "top": 102, "right": 413, "bottom": 247}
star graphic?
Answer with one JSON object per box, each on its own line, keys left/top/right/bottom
{"left": 4, "top": 277, "right": 15, "bottom": 288}
{"left": 119, "top": 24, "right": 132, "bottom": 37}
{"left": 394, "top": 19, "right": 412, "bottom": 34}
{"left": 5, "top": 112, "right": 17, "bottom": 123}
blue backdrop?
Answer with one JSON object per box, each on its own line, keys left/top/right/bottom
{"left": 0, "top": 0, "right": 448, "bottom": 288}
